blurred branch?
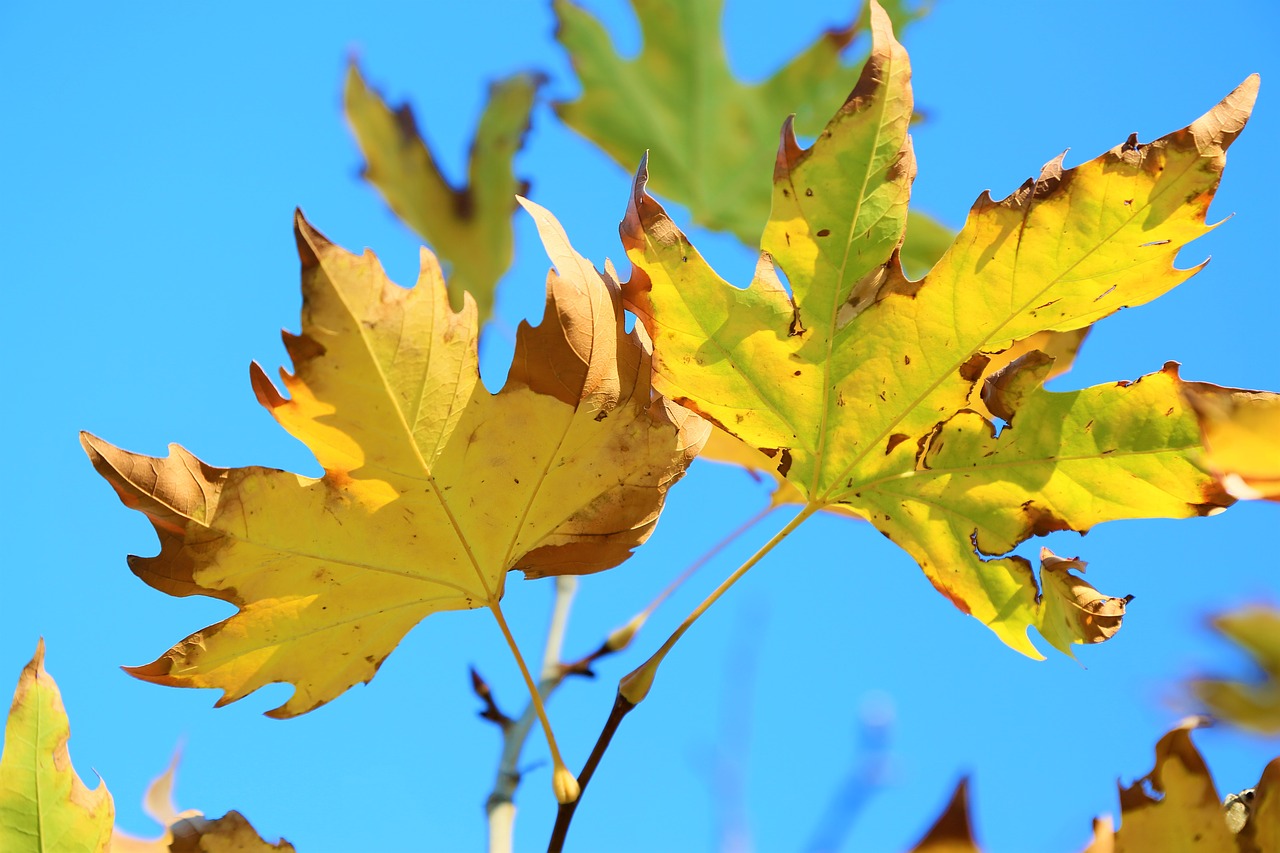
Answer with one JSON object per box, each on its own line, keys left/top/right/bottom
{"left": 804, "top": 695, "right": 895, "bottom": 852}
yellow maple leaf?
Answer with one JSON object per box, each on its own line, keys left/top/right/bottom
{"left": 1182, "top": 384, "right": 1280, "bottom": 502}
{"left": 83, "top": 201, "right": 706, "bottom": 720}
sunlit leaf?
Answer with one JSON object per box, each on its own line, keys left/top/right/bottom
{"left": 0, "top": 641, "right": 113, "bottom": 853}
{"left": 923, "top": 720, "right": 1280, "bottom": 851}
{"left": 83, "top": 203, "right": 706, "bottom": 717}
{"left": 1182, "top": 384, "right": 1280, "bottom": 501}
{"left": 620, "top": 1, "right": 1262, "bottom": 656}
{"left": 1086, "top": 718, "right": 1271, "bottom": 852}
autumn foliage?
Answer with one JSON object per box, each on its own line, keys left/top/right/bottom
{"left": 6, "top": 1, "right": 1279, "bottom": 850}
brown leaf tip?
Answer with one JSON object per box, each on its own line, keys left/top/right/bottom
{"left": 28, "top": 637, "right": 47, "bottom": 673}
{"left": 621, "top": 152, "right": 652, "bottom": 249}
{"left": 911, "top": 777, "right": 977, "bottom": 850}
{"left": 977, "top": 151, "right": 1071, "bottom": 215}
{"left": 292, "top": 209, "right": 323, "bottom": 270}
{"left": 774, "top": 114, "right": 807, "bottom": 183}
{"left": 1186, "top": 74, "right": 1260, "bottom": 156}
{"left": 845, "top": 1, "right": 901, "bottom": 113}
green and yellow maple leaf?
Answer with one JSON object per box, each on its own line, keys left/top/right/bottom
{"left": 83, "top": 203, "right": 706, "bottom": 718}
{"left": 553, "top": 0, "right": 948, "bottom": 274}
{"left": 345, "top": 63, "right": 541, "bottom": 324}
{"left": 0, "top": 641, "right": 113, "bottom": 853}
{"left": 1192, "top": 607, "right": 1280, "bottom": 735}
{"left": 620, "top": 1, "right": 1263, "bottom": 656}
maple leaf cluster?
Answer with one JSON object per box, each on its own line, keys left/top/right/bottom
{"left": 18, "top": 0, "right": 1273, "bottom": 849}
{"left": 76, "top": 0, "right": 1277, "bottom": 716}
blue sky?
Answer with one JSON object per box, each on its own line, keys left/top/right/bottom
{"left": 3, "top": 1, "right": 1278, "bottom": 851}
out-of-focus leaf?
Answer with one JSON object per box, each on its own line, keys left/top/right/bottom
{"left": 109, "top": 749, "right": 198, "bottom": 853}
{"left": 1108, "top": 719, "right": 1234, "bottom": 850}
{"left": 166, "top": 812, "right": 295, "bottom": 853}
{"left": 110, "top": 751, "right": 286, "bottom": 853}
{"left": 621, "top": 2, "right": 1264, "bottom": 656}
{"left": 910, "top": 778, "right": 981, "bottom": 852}
{"left": 908, "top": 722, "right": 1280, "bottom": 853}
{"left": 1182, "top": 384, "right": 1280, "bottom": 501}
{"left": 0, "top": 641, "right": 113, "bottom": 853}
{"left": 83, "top": 203, "right": 706, "bottom": 718}
{"left": 345, "top": 63, "right": 541, "bottom": 324}
{"left": 1082, "top": 717, "right": 1280, "bottom": 852}
{"left": 1194, "top": 607, "right": 1280, "bottom": 734}
{"left": 553, "top": 0, "right": 949, "bottom": 273}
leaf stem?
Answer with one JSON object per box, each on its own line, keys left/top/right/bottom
{"left": 549, "top": 503, "right": 818, "bottom": 850}
{"left": 486, "top": 577, "right": 579, "bottom": 853}
{"left": 487, "top": 600, "right": 578, "bottom": 804}
{"left": 620, "top": 504, "right": 817, "bottom": 704}
{"left": 638, "top": 503, "right": 776, "bottom": 625}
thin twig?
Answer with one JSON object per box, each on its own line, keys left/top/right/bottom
{"left": 547, "top": 691, "right": 636, "bottom": 853}
{"left": 471, "top": 667, "right": 515, "bottom": 731}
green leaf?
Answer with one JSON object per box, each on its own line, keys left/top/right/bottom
{"left": 0, "top": 641, "right": 114, "bottom": 853}
{"left": 553, "top": 0, "right": 949, "bottom": 273}
{"left": 621, "top": 2, "right": 1263, "bottom": 656}
{"left": 345, "top": 63, "right": 541, "bottom": 324}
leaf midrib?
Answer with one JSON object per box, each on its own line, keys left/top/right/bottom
{"left": 813, "top": 42, "right": 898, "bottom": 499}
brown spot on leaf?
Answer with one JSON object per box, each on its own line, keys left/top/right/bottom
{"left": 788, "top": 307, "right": 805, "bottom": 336}
{"left": 885, "top": 433, "right": 910, "bottom": 455}
{"left": 958, "top": 353, "right": 991, "bottom": 384}
{"left": 776, "top": 448, "right": 793, "bottom": 478}
{"left": 1023, "top": 504, "right": 1071, "bottom": 538}
{"left": 816, "top": 228, "right": 831, "bottom": 237}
